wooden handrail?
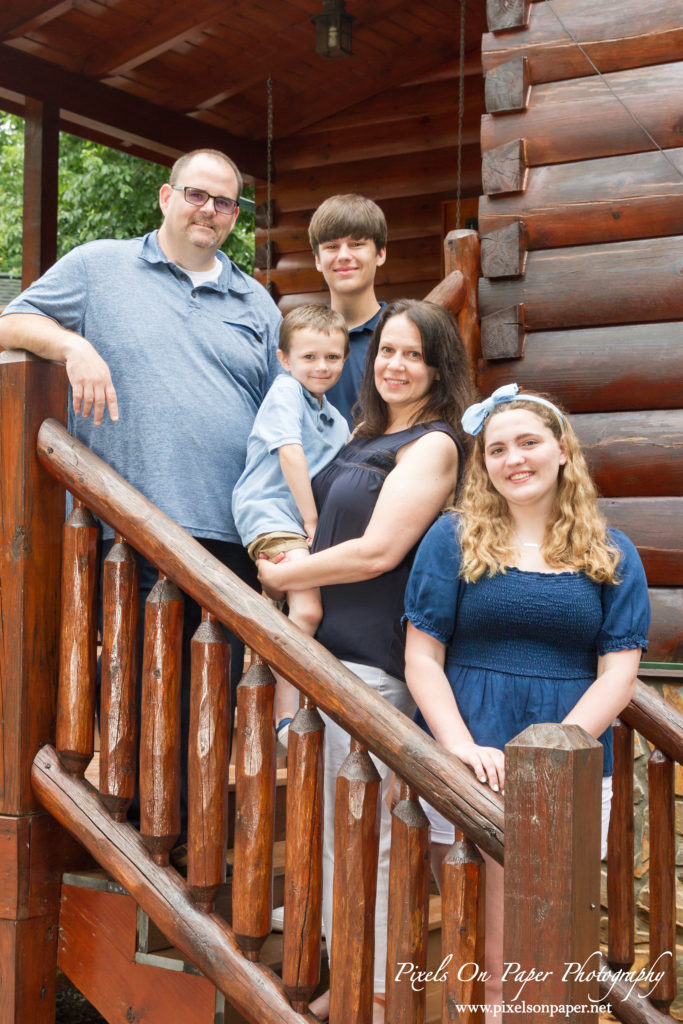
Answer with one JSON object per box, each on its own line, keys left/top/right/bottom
{"left": 37, "top": 417, "right": 505, "bottom": 861}
{"left": 622, "top": 681, "right": 683, "bottom": 764}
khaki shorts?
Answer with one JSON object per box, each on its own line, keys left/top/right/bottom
{"left": 247, "top": 530, "right": 309, "bottom": 562}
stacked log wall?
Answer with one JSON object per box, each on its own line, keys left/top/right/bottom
{"left": 479, "top": 0, "right": 683, "bottom": 664}
{"left": 254, "top": 60, "right": 485, "bottom": 313}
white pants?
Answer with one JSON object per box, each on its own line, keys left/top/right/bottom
{"left": 422, "top": 775, "right": 614, "bottom": 858}
{"left": 320, "top": 661, "right": 416, "bottom": 994}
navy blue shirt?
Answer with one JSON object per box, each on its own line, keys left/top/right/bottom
{"left": 325, "top": 304, "right": 385, "bottom": 428}
{"left": 404, "top": 513, "right": 651, "bottom": 775}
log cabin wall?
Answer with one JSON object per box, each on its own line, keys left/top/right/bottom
{"left": 253, "top": 59, "right": 484, "bottom": 314}
{"left": 477, "top": 0, "right": 683, "bottom": 664}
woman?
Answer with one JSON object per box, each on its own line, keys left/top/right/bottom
{"left": 258, "top": 299, "right": 473, "bottom": 1021}
{"left": 403, "top": 383, "right": 650, "bottom": 1018}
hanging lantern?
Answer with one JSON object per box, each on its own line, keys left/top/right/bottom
{"left": 312, "top": 0, "right": 355, "bottom": 58}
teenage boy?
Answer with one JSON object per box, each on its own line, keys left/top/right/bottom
{"left": 232, "top": 305, "right": 349, "bottom": 740}
{"left": 308, "top": 194, "right": 387, "bottom": 428}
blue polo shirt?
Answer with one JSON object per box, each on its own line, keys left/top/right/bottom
{"left": 325, "top": 303, "right": 385, "bottom": 428}
{"left": 2, "top": 232, "right": 282, "bottom": 542}
{"left": 232, "top": 373, "right": 349, "bottom": 546}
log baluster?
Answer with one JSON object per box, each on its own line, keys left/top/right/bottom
{"left": 139, "top": 573, "right": 183, "bottom": 866}
{"left": 56, "top": 498, "right": 99, "bottom": 776}
{"left": 329, "top": 739, "right": 381, "bottom": 1024}
{"left": 441, "top": 829, "right": 485, "bottom": 1023}
{"left": 282, "top": 694, "right": 325, "bottom": 1012}
{"left": 187, "top": 611, "right": 231, "bottom": 913}
{"left": 647, "top": 749, "right": 677, "bottom": 1012}
{"left": 607, "top": 718, "right": 635, "bottom": 970}
{"left": 385, "top": 780, "right": 430, "bottom": 1023}
{"left": 99, "top": 534, "right": 139, "bottom": 820}
{"left": 233, "top": 659, "right": 276, "bottom": 961}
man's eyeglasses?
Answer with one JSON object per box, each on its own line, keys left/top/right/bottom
{"left": 171, "top": 185, "right": 239, "bottom": 216}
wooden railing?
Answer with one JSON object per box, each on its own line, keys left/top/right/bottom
{"left": 28, "top": 416, "right": 682, "bottom": 1024}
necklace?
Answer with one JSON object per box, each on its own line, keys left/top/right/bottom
{"left": 515, "top": 535, "right": 541, "bottom": 548}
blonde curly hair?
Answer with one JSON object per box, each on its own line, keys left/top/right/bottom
{"left": 457, "top": 396, "right": 621, "bottom": 584}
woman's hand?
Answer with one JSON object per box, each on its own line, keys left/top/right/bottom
{"left": 450, "top": 741, "right": 505, "bottom": 793}
{"left": 257, "top": 554, "right": 287, "bottom": 601}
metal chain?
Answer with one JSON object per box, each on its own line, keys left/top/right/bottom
{"left": 455, "top": 0, "right": 466, "bottom": 230}
{"left": 266, "top": 76, "right": 273, "bottom": 287}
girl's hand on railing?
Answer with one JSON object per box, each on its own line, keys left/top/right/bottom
{"left": 450, "top": 741, "right": 505, "bottom": 794}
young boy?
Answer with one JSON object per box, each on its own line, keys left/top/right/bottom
{"left": 308, "top": 194, "right": 387, "bottom": 428}
{"left": 232, "top": 305, "right": 349, "bottom": 742}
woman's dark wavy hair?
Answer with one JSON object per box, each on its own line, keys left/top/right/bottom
{"left": 354, "top": 299, "right": 474, "bottom": 447}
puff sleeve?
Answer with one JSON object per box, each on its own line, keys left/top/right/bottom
{"left": 403, "top": 512, "right": 463, "bottom": 645}
{"left": 597, "top": 529, "right": 651, "bottom": 655}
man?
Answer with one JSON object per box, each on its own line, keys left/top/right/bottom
{"left": 308, "top": 193, "right": 387, "bottom": 427}
{"left": 0, "top": 148, "right": 282, "bottom": 828}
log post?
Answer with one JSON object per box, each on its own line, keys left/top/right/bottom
{"left": 21, "top": 99, "right": 58, "bottom": 286}
{"left": 139, "top": 573, "right": 183, "bottom": 866}
{"left": 233, "top": 660, "right": 276, "bottom": 961}
{"left": 504, "top": 724, "right": 602, "bottom": 1021}
{"left": 385, "top": 781, "right": 430, "bottom": 1023}
{"left": 282, "top": 695, "right": 325, "bottom": 1012}
{"left": 0, "top": 351, "right": 67, "bottom": 1024}
{"left": 443, "top": 229, "right": 481, "bottom": 374}
{"left": 187, "top": 611, "right": 231, "bottom": 913}
{"left": 55, "top": 499, "right": 99, "bottom": 776}
{"left": 607, "top": 718, "right": 635, "bottom": 971}
{"left": 441, "top": 830, "right": 485, "bottom": 1022}
{"left": 99, "top": 535, "right": 139, "bottom": 820}
{"left": 647, "top": 750, "right": 676, "bottom": 1012}
{"left": 329, "top": 740, "right": 381, "bottom": 1024}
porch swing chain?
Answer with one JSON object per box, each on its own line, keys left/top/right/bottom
{"left": 266, "top": 76, "right": 273, "bottom": 287}
{"left": 455, "top": 0, "right": 466, "bottom": 230}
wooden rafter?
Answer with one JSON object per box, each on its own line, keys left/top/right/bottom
{"left": 0, "top": 43, "right": 267, "bottom": 176}
{"left": 0, "top": 0, "right": 72, "bottom": 41}
{"left": 84, "top": 0, "right": 241, "bottom": 78}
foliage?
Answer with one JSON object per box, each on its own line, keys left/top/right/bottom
{"left": 0, "top": 112, "right": 255, "bottom": 276}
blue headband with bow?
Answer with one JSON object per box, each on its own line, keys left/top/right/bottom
{"left": 461, "top": 383, "right": 564, "bottom": 436}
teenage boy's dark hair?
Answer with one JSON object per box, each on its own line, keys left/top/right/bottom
{"left": 355, "top": 299, "right": 473, "bottom": 447}
{"left": 279, "top": 304, "right": 349, "bottom": 356}
{"left": 308, "top": 194, "right": 387, "bottom": 254}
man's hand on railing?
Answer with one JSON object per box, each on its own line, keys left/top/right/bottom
{"left": 449, "top": 741, "right": 506, "bottom": 794}
{"left": 64, "top": 336, "right": 119, "bottom": 426}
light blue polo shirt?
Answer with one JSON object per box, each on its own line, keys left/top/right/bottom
{"left": 2, "top": 232, "right": 282, "bottom": 542}
{"left": 232, "top": 373, "right": 349, "bottom": 546}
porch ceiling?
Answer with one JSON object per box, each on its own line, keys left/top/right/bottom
{"left": 0, "top": 0, "right": 487, "bottom": 177}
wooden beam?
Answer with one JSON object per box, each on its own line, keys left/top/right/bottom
{"left": 478, "top": 147, "right": 683, "bottom": 252}
{"left": 481, "top": 139, "right": 527, "bottom": 195}
{"left": 84, "top": 0, "right": 239, "bottom": 77}
{"left": 478, "top": 235, "right": 683, "bottom": 330}
{"left": 21, "top": 98, "right": 58, "bottom": 287}
{"left": 572, "top": 410, "right": 683, "bottom": 498}
{"left": 480, "top": 304, "right": 526, "bottom": 360}
{"left": 486, "top": 0, "right": 531, "bottom": 32}
{"left": 482, "top": 0, "right": 683, "bottom": 84}
{"left": 0, "top": 44, "right": 266, "bottom": 177}
{"left": 485, "top": 57, "right": 530, "bottom": 112}
{"left": 480, "top": 221, "right": 527, "bottom": 278}
{"left": 0, "top": 1, "right": 71, "bottom": 40}
{"left": 598, "top": 497, "right": 682, "bottom": 586}
{"left": 481, "top": 63, "right": 683, "bottom": 168}
{"left": 477, "top": 323, "right": 683, "bottom": 414}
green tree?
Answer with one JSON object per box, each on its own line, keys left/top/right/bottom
{"left": 0, "top": 112, "right": 255, "bottom": 276}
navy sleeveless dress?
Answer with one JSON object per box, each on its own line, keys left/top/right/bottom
{"left": 312, "top": 421, "right": 464, "bottom": 681}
